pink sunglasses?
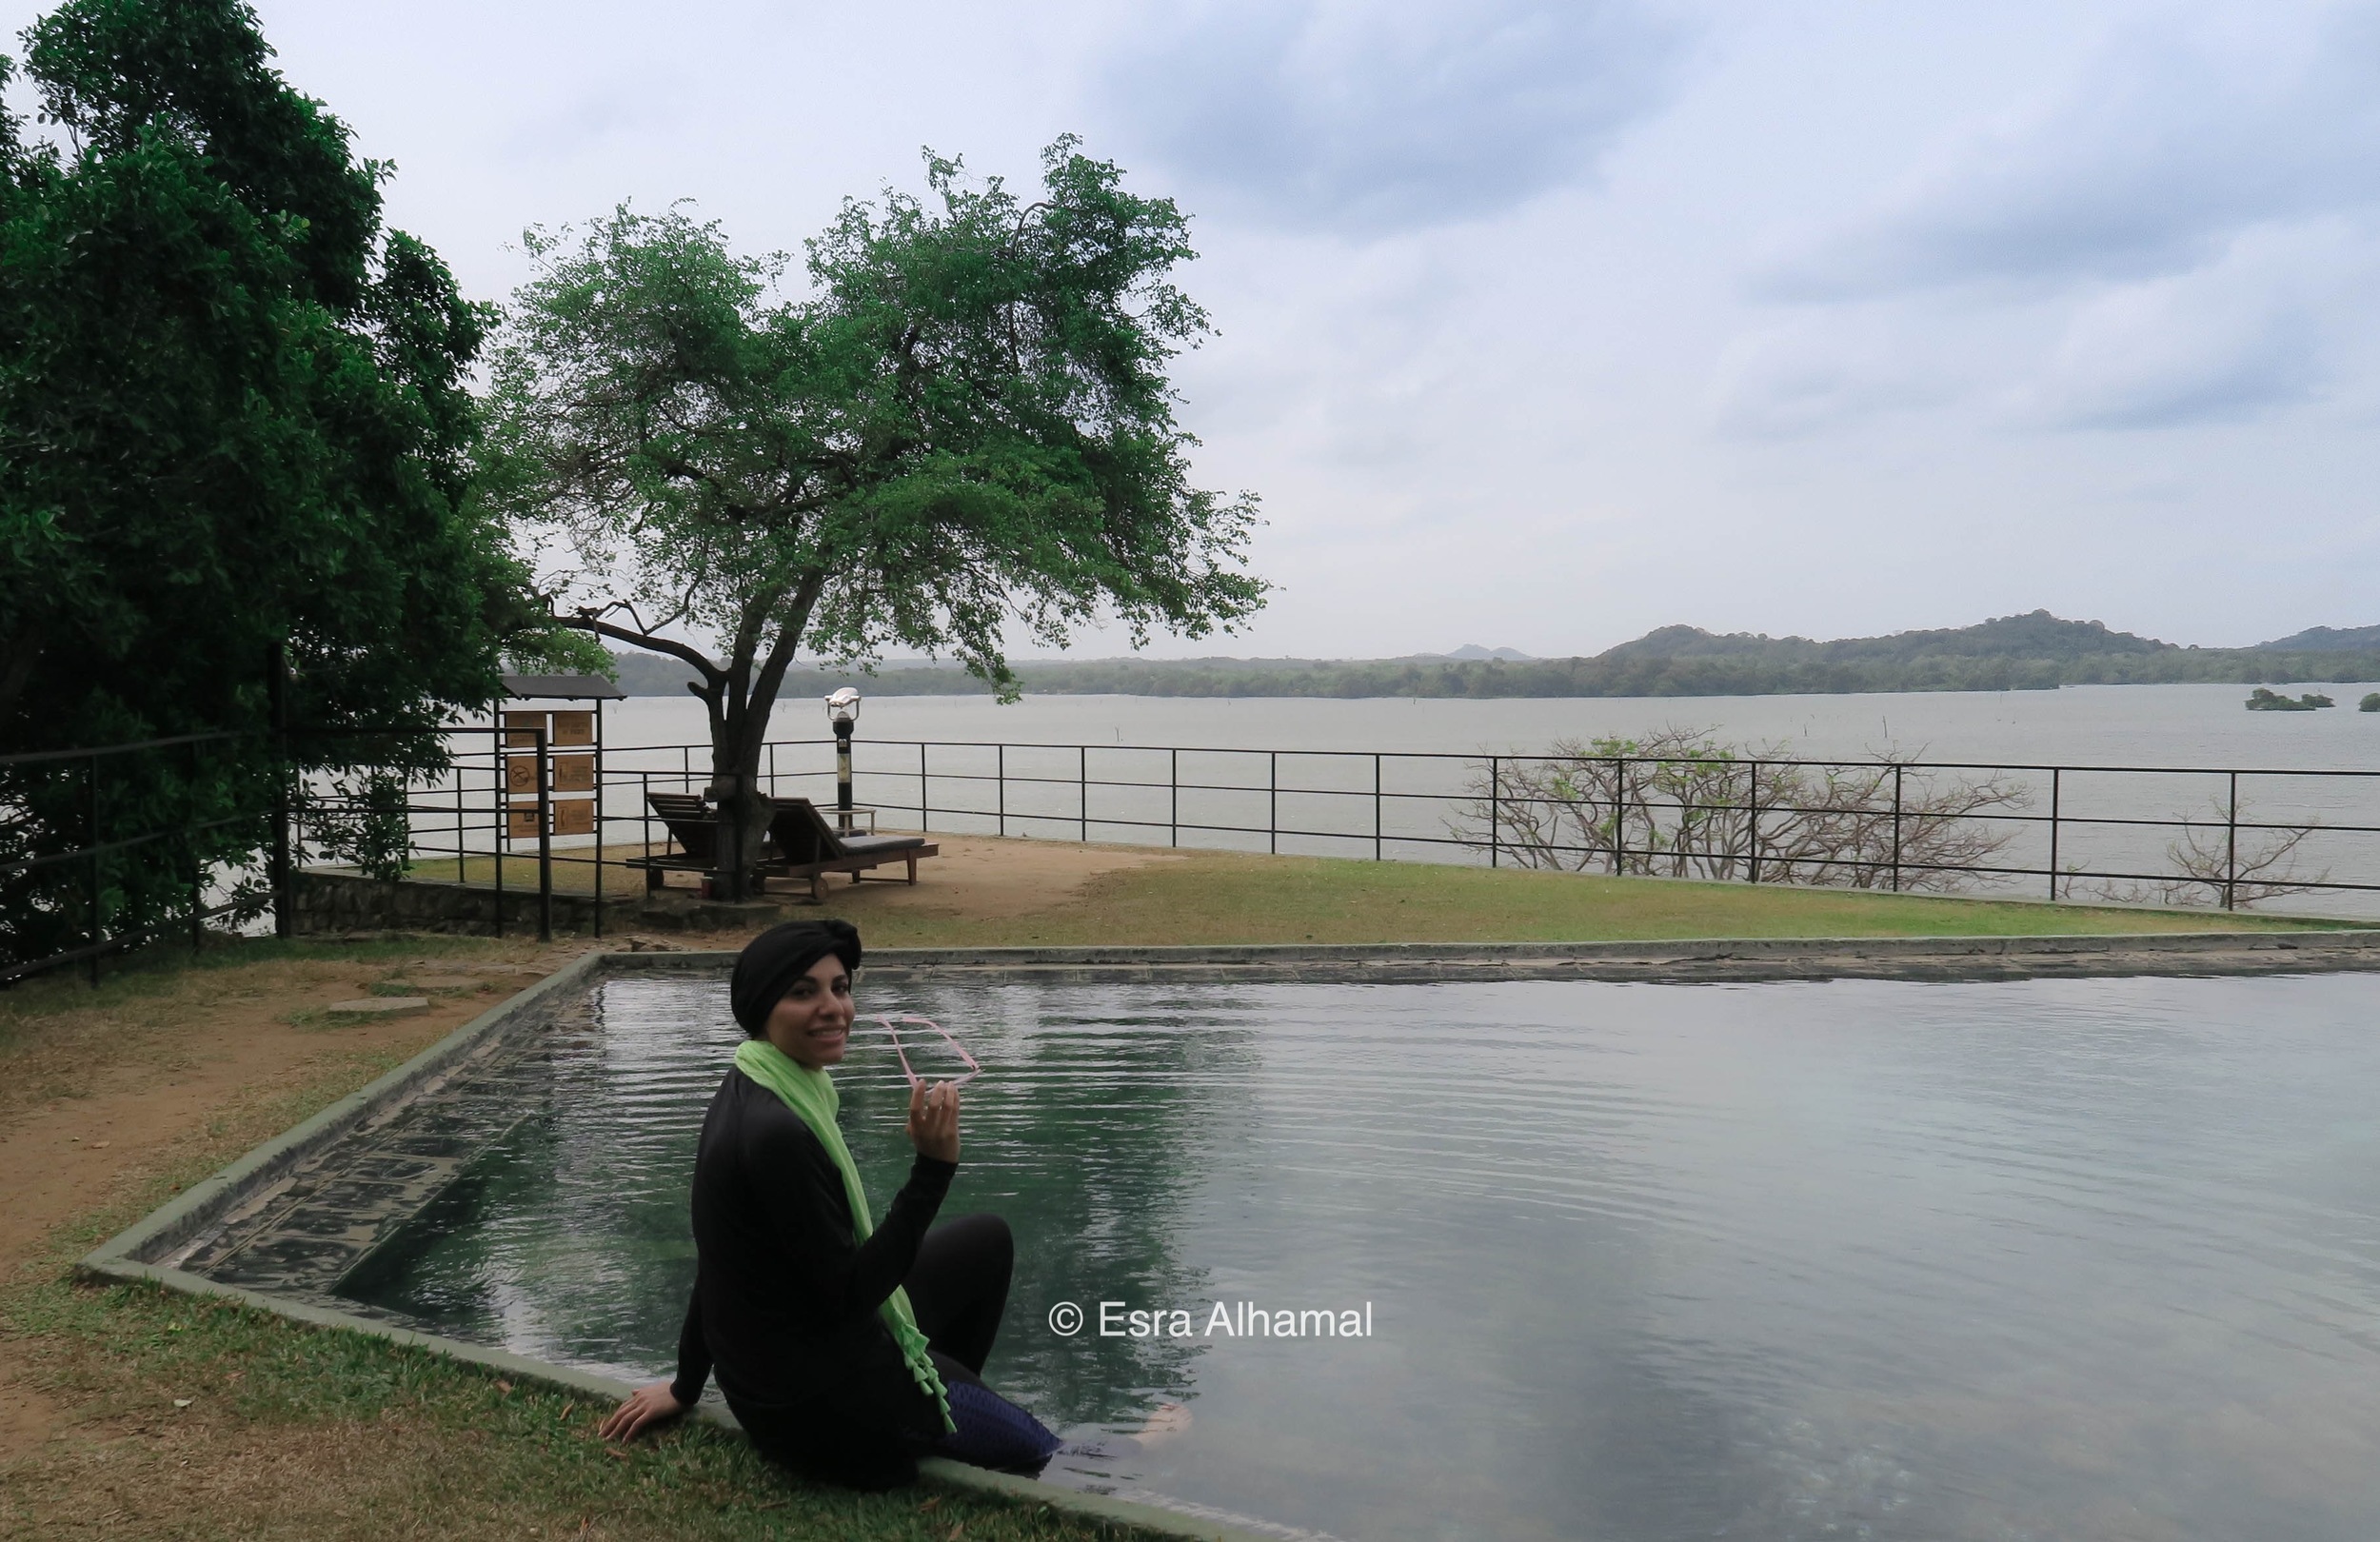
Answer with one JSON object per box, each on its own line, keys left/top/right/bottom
{"left": 871, "top": 1014, "right": 981, "bottom": 1088}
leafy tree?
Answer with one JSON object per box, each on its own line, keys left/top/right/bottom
{"left": 0, "top": 0, "right": 572, "bottom": 970}
{"left": 484, "top": 140, "right": 1266, "bottom": 892}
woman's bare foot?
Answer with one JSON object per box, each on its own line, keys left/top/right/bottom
{"left": 1130, "top": 1402, "right": 1193, "bottom": 1446}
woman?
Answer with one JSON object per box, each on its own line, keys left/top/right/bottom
{"left": 599, "top": 919, "right": 1060, "bottom": 1488}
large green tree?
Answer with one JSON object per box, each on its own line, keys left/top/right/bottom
{"left": 484, "top": 140, "right": 1266, "bottom": 893}
{"left": 0, "top": 0, "right": 572, "bottom": 969}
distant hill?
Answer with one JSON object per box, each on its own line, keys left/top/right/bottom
{"left": 603, "top": 612, "right": 2380, "bottom": 700}
{"left": 2254, "top": 624, "right": 2380, "bottom": 652}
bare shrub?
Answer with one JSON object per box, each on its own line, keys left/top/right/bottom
{"left": 1453, "top": 730, "right": 2030, "bottom": 892}
{"left": 2066, "top": 798, "right": 2329, "bottom": 909}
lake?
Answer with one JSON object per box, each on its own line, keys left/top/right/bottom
{"left": 601, "top": 680, "right": 2380, "bottom": 767}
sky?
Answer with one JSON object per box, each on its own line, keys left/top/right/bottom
{"left": 10, "top": 0, "right": 2380, "bottom": 659}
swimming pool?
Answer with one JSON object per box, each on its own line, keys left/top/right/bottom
{"left": 325, "top": 970, "right": 2380, "bottom": 1541}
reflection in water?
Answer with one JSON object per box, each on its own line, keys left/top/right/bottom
{"left": 343, "top": 972, "right": 2380, "bottom": 1541}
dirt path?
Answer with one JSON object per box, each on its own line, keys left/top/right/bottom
{"left": 0, "top": 949, "right": 577, "bottom": 1460}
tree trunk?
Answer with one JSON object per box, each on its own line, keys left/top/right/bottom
{"left": 563, "top": 579, "right": 822, "bottom": 903}
{"left": 705, "top": 714, "right": 775, "bottom": 900}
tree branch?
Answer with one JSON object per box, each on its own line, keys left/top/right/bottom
{"left": 558, "top": 613, "right": 723, "bottom": 683}
{"left": 747, "top": 568, "right": 829, "bottom": 728}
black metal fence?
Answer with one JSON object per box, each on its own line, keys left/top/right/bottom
{"left": 1, "top": 731, "right": 275, "bottom": 985}
{"left": 549, "top": 736, "right": 2379, "bottom": 918}
{"left": 3, "top": 722, "right": 576, "bottom": 988}
{"left": 24, "top": 724, "right": 2367, "bottom": 989}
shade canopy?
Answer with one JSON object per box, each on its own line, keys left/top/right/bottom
{"left": 499, "top": 673, "right": 626, "bottom": 702}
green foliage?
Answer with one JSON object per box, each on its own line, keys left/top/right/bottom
{"left": 2361, "top": 693, "right": 2380, "bottom": 712}
{"left": 2246, "top": 688, "right": 2330, "bottom": 712}
{"left": 484, "top": 139, "right": 1265, "bottom": 882}
{"left": 0, "top": 0, "right": 562, "bottom": 970}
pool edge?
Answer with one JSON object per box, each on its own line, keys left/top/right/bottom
{"left": 625, "top": 929, "right": 2380, "bottom": 984}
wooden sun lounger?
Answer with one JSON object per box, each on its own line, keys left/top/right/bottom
{"left": 623, "top": 791, "right": 941, "bottom": 902}
{"left": 623, "top": 791, "right": 721, "bottom": 892}
{"left": 760, "top": 796, "right": 938, "bottom": 902}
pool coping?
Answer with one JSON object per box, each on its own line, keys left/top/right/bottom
{"left": 784, "top": 929, "right": 2380, "bottom": 985}
{"left": 78, "top": 930, "right": 2380, "bottom": 1542}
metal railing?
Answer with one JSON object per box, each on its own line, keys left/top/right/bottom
{"left": 548, "top": 737, "right": 2380, "bottom": 918}
{"left": 0, "top": 732, "right": 280, "bottom": 984}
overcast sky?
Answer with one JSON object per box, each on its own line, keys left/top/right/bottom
{"left": 12, "top": 0, "right": 2380, "bottom": 658}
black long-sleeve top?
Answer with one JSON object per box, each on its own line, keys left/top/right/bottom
{"left": 668, "top": 1066, "right": 955, "bottom": 1444}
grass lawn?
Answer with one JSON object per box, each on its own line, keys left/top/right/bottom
{"left": 402, "top": 842, "right": 2351, "bottom": 947}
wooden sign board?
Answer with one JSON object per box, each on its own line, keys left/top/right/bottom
{"left": 505, "top": 755, "right": 540, "bottom": 795}
{"left": 551, "top": 753, "right": 596, "bottom": 792}
{"left": 503, "top": 709, "right": 546, "bottom": 748}
{"left": 551, "top": 798, "right": 596, "bottom": 837}
{"left": 505, "top": 804, "right": 542, "bottom": 840}
{"left": 550, "top": 711, "right": 595, "bottom": 747}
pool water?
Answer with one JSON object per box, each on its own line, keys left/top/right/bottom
{"left": 339, "top": 973, "right": 2380, "bottom": 1541}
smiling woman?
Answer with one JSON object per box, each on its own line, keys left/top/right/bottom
{"left": 598, "top": 919, "right": 1063, "bottom": 1488}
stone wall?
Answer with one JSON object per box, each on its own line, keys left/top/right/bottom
{"left": 291, "top": 871, "right": 639, "bottom": 937}
{"left": 291, "top": 870, "right": 808, "bottom": 936}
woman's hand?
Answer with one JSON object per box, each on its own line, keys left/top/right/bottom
{"left": 598, "top": 1380, "right": 687, "bottom": 1443}
{"left": 907, "top": 1078, "right": 961, "bottom": 1164}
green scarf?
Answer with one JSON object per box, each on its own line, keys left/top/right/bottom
{"left": 733, "top": 1038, "right": 953, "bottom": 1433}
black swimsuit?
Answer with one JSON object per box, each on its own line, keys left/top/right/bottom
{"left": 666, "top": 1067, "right": 1050, "bottom": 1488}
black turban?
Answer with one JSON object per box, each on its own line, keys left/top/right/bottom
{"left": 730, "top": 919, "right": 863, "bottom": 1036}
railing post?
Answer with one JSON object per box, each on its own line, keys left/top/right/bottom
{"left": 1746, "top": 760, "right": 1761, "bottom": 884}
{"left": 269, "top": 642, "right": 292, "bottom": 939}
{"left": 2046, "top": 767, "right": 2059, "bottom": 900}
{"left": 1611, "top": 758, "right": 1626, "bottom": 874}
{"left": 1490, "top": 756, "right": 1500, "bottom": 868}
{"left": 1170, "top": 748, "right": 1179, "bottom": 846}
{"left": 920, "top": 742, "right": 929, "bottom": 833}
{"left": 1892, "top": 763, "right": 1904, "bottom": 893}
{"left": 455, "top": 753, "right": 467, "bottom": 887}
{"left": 1374, "top": 753, "right": 1383, "bottom": 860}
{"left": 1269, "top": 751, "right": 1278, "bottom": 855}
{"left": 535, "top": 725, "right": 553, "bottom": 941}
{"left": 997, "top": 743, "right": 1006, "bottom": 838}
{"left": 85, "top": 754, "right": 102, "bottom": 983}
{"left": 1079, "top": 745, "right": 1088, "bottom": 842}
{"left": 591, "top": 703, "right": 605, "bottom": 939}
{"left": 491, "top": 724, "right": 505, "bottom": 939}
{"left": 2224, "top": 770, "right": 2239, "bottom": 910}
{"left": 188, "top": 740, "right": 206, "bottom": 954}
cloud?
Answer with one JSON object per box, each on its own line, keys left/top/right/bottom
{"left": 1101, "top": 0, "right": 1685, "bottom": 236}
{"left": 1708, "top": 315, "right": 1972, "bottom": 438}
{"left": 2015, "top": 225, "right": 2355, "bottom": 428}
{"left": 1755, "top": 7, "right": 2380, "bottom": 301}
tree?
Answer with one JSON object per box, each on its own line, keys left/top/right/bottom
{"left": 0, "top": 0, "right": 575, "bottom": 969}
{"left": 484, "top": 140, "right": 1266, "bottom": 893}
